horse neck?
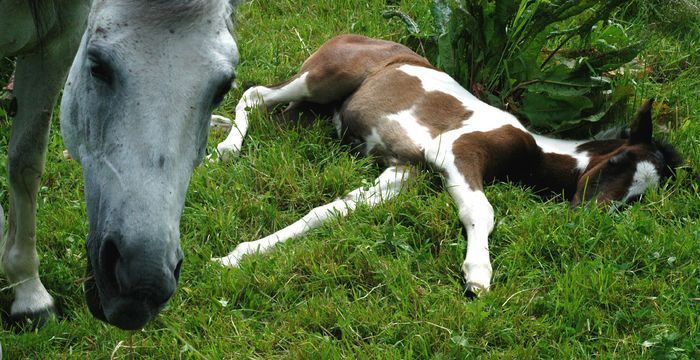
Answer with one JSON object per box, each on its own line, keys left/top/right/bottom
{"left": 522, "top": 134, "right": 622, "bottom": 198}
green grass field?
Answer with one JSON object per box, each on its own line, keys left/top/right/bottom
{"left": 1, "top": 0, "right": 699, "bottom": 358}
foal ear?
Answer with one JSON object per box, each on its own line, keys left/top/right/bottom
{"left": 629, "top": 98, "right": 654, "bottom": 144}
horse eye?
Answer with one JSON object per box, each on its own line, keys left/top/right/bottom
{"left": 88, "top": 56, "right": 113, "bottom": 84}
{"left": 213, "top": 77, "right": 234, "bottom": 106}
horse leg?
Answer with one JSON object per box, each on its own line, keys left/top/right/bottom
{"left": 216, "top": 73, "right": 313, "bottom": 160}
{"left": 213, "top": 165, "right": 413, "bottom": 267}
{"left": 2, "top": 47, "right": 76, "bottom": 324}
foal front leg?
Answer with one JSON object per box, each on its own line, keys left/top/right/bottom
{"left": 445, "top": 174, "right": 495, "bottom": 294}
{"left": 213, "top": 166, "right": 412, "bottom": 267}
{"left": 216, "top": 73, "right": 312, "bottom": 160}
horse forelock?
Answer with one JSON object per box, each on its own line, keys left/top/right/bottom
{"left": 116, "top": 0, "right": 236, "bottom": 27}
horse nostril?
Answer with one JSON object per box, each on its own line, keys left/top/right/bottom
{"left": 100, "top": 237, "right": 122, "bottom": 291}
{"left": 173, "top": 258, "right": 183, "bottom": 281}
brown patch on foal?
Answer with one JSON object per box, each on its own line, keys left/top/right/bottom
{"left": 532, "top": 152, "right": 580, "bottom": 196}
{"left": 415, "top": 92, "right": 472, "bottom": 137}
{"left": 452, "top": 125, "right": 584, "bottom": 196}
{"left": 297, "top": 35, "right": 429, "bottom": 104}
{"left": 340, "top": 67, "right": 424, "bottom": 137}
{"left": 452, "top": 125, "right": 540, "bottom": 190}
{"left": 340, "top": 68, "right": 426, "bottom": 165}
{"left": 342, "top": 66, "right": 472, "bottom": 137}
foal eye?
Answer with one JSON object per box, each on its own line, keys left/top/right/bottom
{"left": 608, "top": 150, "right": 633, "bottom": 166}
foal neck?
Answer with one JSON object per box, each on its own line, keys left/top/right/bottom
{"left": 524, "top": 134, "right": 624, "bottom": 198}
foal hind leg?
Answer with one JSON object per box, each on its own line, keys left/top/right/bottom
{"left": 213, "top": 166, "right": 412, "bottom": 267}
{"left": 216, "top": 73, "right": 313, "bottom": 160}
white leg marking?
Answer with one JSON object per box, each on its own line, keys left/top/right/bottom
{"left": 217, "top": 73, "right": 311, "bottom": 161}
{"left": 422, "top": 122, "right": 496, "bottom": 292}
{"left": 213, "top": 166, "right": 411, "bottom": 267}
{"left": 444, "top": 174, "right": 495, "bottom": 294}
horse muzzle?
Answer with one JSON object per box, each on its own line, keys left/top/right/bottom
{"left": 85, "top": 232, "right": 183, "bottom": 330}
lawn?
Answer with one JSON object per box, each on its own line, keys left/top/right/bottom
{"left": 1, "top": 0, "right": 698, "bottom": 358}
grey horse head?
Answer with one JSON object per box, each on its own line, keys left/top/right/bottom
{"left": 60, "top": 0, "right": 238, "bottom": 330}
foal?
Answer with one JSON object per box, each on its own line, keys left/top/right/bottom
{"left": 213, "top": 35, "right": 681, "bottom": 293}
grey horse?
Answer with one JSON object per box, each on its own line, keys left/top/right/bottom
{"left": 1, "top": 0, "right": 239, "bottom": 330}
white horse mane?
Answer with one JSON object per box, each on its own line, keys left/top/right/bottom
{"left": 83, "top": 0, "right": 240, "bottom": 30}
{"left": 142, "top": 0, "right": 235, "bottom": 14}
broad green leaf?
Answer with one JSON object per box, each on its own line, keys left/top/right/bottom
{"left": 430, "top": 0, "right": 452, "bottom": 35}
{"left": 525, "top": 82, "right": 593, "bottom": 96}
{"left": 581, "top": 42, "right": 643, "bottom": 73}
{"left": 519, "top": 92, "right": 594, "bottom": 128}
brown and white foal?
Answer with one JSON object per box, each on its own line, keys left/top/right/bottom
{"left": 213, "top": 35, "right": 681, "bottom": 293}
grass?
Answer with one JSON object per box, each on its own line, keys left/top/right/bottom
{"left": 1, "top": 0, "right": 699, "bottom": 358}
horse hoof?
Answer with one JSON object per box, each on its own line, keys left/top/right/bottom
{"left": 7, "top": 305, "right": 59, "bottom": 330}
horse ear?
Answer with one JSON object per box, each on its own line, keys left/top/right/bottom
{"left": 629, "top": 98, "right": 654, "bottom": 144}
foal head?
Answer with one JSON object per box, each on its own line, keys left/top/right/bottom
{"left": 571, "top": 99, "right": 683, "bottom": 207}
{"left": 60, "top": 0, "right": 238, "bottom": 329}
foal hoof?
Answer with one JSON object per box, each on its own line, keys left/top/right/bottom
{"left": 462, "top": 262, "right": 492, "bottom": 297}
{"left": 464, "top": 283, "right": 489, "bottom": 299}
{"left": 216, "top": 143, "right": 242, "bottom": 162}
{"left": 211, "top": 254, "right": 242, "bottom": 268}
{"left": 7, "top": 305, "right": 59, "bottom": 330}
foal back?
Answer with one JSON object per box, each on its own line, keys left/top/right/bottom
{"left": 287, "top": 35, "right": 431, "bottom": 103}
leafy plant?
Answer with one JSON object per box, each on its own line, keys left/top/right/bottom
{"left": 412, "top": 0, "right": 643, "bottom": 132}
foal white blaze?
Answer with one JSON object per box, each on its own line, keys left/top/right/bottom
{"left": 624, "top": 161, "right": 661, "bottom": 202}
{"left": 215, "top": 35, "right": 680, "bottom": 294}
